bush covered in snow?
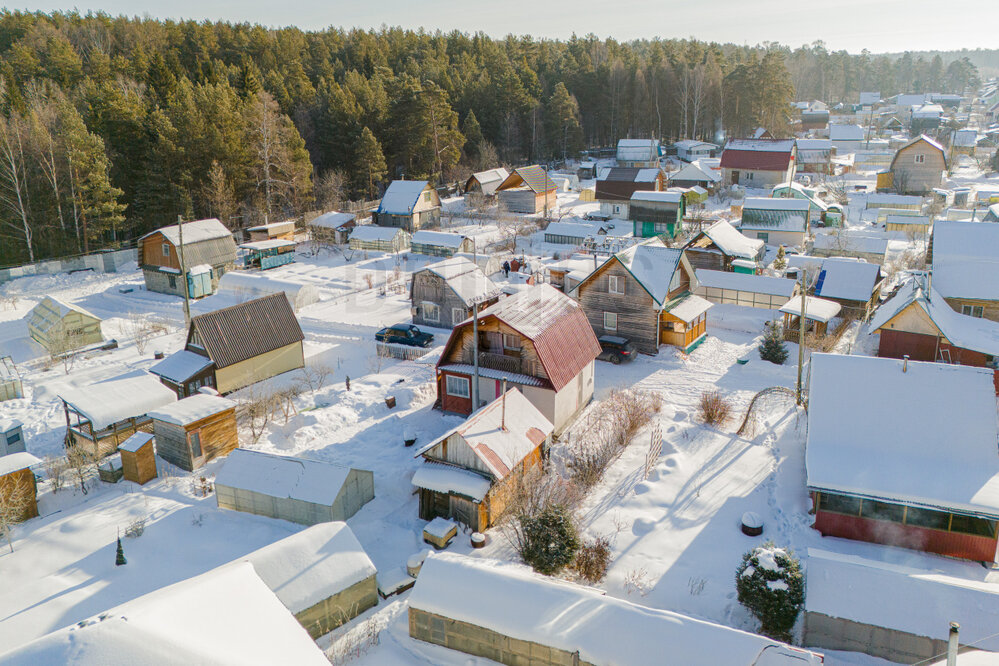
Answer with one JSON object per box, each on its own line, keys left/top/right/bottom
{"left": 517, "top": 504, "right": 580, "bottom": 575}
{"left": 735, "top": 542, "right": 804, "bottom": 641}
{"left": 759, "top": 321, "right": 789, "bottom": 365}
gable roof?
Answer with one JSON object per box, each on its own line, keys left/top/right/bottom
{"left": 720, "top": 138, "right": 795, "bottom": 171}
{"left": 142, "top": 218, "right": 232, "bottom": 246}
{"left": 214, "top": 448, "right": 356, "bottom": 506}
{"left": 931, "top": 221, "right": 999, "bottom": 301}
{"left": 609, "top": 238, "right": 684, "bottom": 307}
{"left": 465, "top": 168, "right": 510, "bottom": 196}
{"left": 378, "top": 180, "right": 432, "bottom": 214}
{"left": 308, "top": 211, "right": 355, "bottom": 229}
{"left": 496, "top": 165, "right": 555, "bottom": 194}
{"left": 630, "top": 190, "right": 682, "bottom": 204}
{"left": 440, "top": 285, "right": 599, "bottom": 391}
{"left": 59, "top": 375, "right": 177, "bottom": 430}
{"left": 421, "top": 257, "right": 501, "bottom": 306}
{"left": 740, "top": 197, "right": 809, "bottom": 233}
{"left": 668, "top": 162, "right": 721, "bottom": 184}
{"left": 598, "top": 167, "right": 662, "bottom": 183}
{"left": 890, "top": 135, "right": 947, "bottom": 171}
{"left": 411, "top": 230, "right": 468, "bottom": 248}
{"left": 813, "top": 258, "right": 881, "bottom": 302}
{"left": 146, "top": 394, "right": 236, "bottom": 427}
{"left": 806, "top": 353, "right": 999, "bottom": 517}
{"left": 829, "top": 124, "right": 865, "bottom": 141}
{"left": 190, "top": 293, "right": 303, "bottom": 369}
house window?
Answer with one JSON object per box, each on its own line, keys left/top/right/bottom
{"left": 746, "top": 172, "right": 754, "bottom": 181}
{"left": 962, "top": 305, "right": 984, "bottom": 318}
{"left": 603, "top": 312, "right": 618, "bottom": 331}
{"left": 168, "top": 275, "right": 177, "bottom": 289}
{"left": 162, "top": 242, "right": 170, "bottom": 257}
{"left": 422, "top": 302, "right": 440, "bottom": 322}
{"left": 817, "top": 492, "right": 861, "bottom": 516}
{"left": 914, "top": 154, "right": 925, "bottom": 164}
{"left": 452, "top": 307, "right": 466, "bottom": 324}
{"left": 757, "top": 233, "right": 769, "bottom": 243}
{"left": 503, "top": 333, "right": 521, "bottom": 350}
{"left": 189, "top": 431, "right": 202, "bottom": 458}
{"left": 608, "top": 275, "right": 625, "bottom": 294}
{"left": 6, "top": 431, "right": 21, "bottom": 446}
{"left": 424, "top": 192, "right": 432, "bottom": 202}
{"left": 445, "top": 375, "right": 470, "bottom": 398}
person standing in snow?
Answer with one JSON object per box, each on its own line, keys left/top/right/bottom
{"left": 502, "top": 260, "right": 510, "bottom": 277}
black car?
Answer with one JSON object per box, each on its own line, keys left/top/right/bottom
{"left": 375, "top": 324, "right": 435, "bottom": 348}
{"left": 597, "top": 335, "right": 636, "bottom": 364}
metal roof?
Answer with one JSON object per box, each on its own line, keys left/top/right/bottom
{"left": 190, "top": 293, "right": 304, "bottom": 369}
{"left": 496, "top": 165, "right": 556, "bottom": 194}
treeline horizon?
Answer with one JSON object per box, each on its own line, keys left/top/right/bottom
{"left": 0, "top": 11, "right": 981, "bottom": 267}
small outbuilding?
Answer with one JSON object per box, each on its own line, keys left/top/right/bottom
{"left": 1, "top": 418, "right": 25, "bottom": 457}
{"left": 245, "top": 220, "right": 295, "bottom": 242}
{"left": 683, "top": 220, "right": 765, "bottom": 271}
{"left": 667, "top": 161, "right": 722, "bottom": 190}
{"left": 738, "top": 197, "right": 811, "bottom": 248}
{"left": 240, "top": 239, "right": 297, "bottom": 270}
{"left": 0, "top": 355, "right": 23, "bottom": 401}
{"left": 28, "top": 296, "right": 103, "bottom": 354}
{"left": 496, "top": 165, "right": 557, "bottom": 214}
{"left": 118, "top": 431, "right": 157, "bottom": 485}
{"left": 215, "top": 448, "right": 375, "bottom": 526}
{"left": 779, "top": 295, "right": 841, "bottom": 342}
{"left": 236, "top": 522, "right": 378, "bottom": 639}
{"left": 410, "top": 230, "right": 475, "bottom": 258}
{"left": 0, "top": 451, "right": 41, "bottom": 523}
{"left": 464, "top": 168, "right": 510, "bottom": 206}
{"left": 308, "top": 211, "right": 356, "bottom": 246}
{"left": 694, "top": 269, "right": 798, "bottom": 309}
{"left": 808, "top": 258, "right": 883, "bottom": 318}
{"left": 348, "top": 225, "right": 411, "bottom": 253}
{"left": 147, "top": 394, "right": 238, "bottom": 472}
{"left": 629, "top": 191, "right": 685, "bottom": 238}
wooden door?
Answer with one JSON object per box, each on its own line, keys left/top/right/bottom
{"left": 450, "top": 495, "right": 477, "bottom": 531}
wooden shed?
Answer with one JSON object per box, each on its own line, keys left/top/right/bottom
{"left": 410, "top": 230, "right": 475, "bottom": 258}
{"left": 464, "top": 168, "right": 510, "bottom": 207}
{"left": 215, "top": 448, "right": 375, "bottom": 526}
{"left": 0, "top": 355, "right": 22, "bottom": 401}
{"left": 780, "top": 295, "right": 842, "bottom": 342}
{"left": 28, "top": 296, "right": 103, "bottom": 354}
{"left": 348, "top": 225, "right": 411, "bottom": 253}
{"left": 0, "top": 452, "right": 41, "bottom": 523}
{"left": 237, "top": 522, "right": 378, "bottom": 639}
{"left": 118, "top": 431, "right": 157, "bottom": 485}
{"left": 245, "top": 220, "right": 296, "bottom": 242}
{"left": 683, "top": 220, "right": 765, "bottom": 272}
{"left": 496, "top": 166, "right": 557, "bottom": 214}
{"left": 308, "top": 211, "right": 356, "bottom": 246}
{"left": 1, "top": 418, "right": 26, "bottom": 457}
{"left": 147, "top": 394, "right": 238, "bottom": 472}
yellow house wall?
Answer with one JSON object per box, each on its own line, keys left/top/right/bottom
{"left": 215, "top": 342, "right": 305, "bottom": 394}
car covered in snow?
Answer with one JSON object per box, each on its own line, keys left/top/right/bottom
{"left": 375, "top": 324, "right": 434, "bottom": 348}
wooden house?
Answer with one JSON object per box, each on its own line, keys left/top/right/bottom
{"left": 348, "top": 225, "right": 410, "bottom": 253}
{"left": 496, "top": 166, "right": 557, "bottom": 214}
{"left": 575, "top": 238, "right": 710, "bottom": 354}
{"left": 0, "top": 452, "right": 41, "bottom": 523}
{"left": 411, "top": 257, "right": 501, "bottom": 329}
{"left": 615, "top": 138, "right": 661, "bottom": 168}
{"left": 27, "top": 296, "right": 103, "bottom": 354}
{"left": 807, "top": 354, "right": 999, "bottom": 562}
{"left": 829, "top": 124, "right": 865, "bottom": 154}
{"left": 720, "top": 138, "right": 797, "bottom": 187}
{"left": 805, "top": 257, "right": 883, "bottom": 318}
{"left": 151, "top": 293, "right": 304, "bottom": 396}
{"left": 147, "top": 394, "right": 238, "bottom": 472}
{"left": 667, "top": 161, "right": 721, "bottom": 190}
{"left": 59, "top": 374, "right": 177, "bottom": 457}
{"left": 1, "top": 418, "right": 25, "bottom": 457}
{"left": 0, "top": 355, "right": 23, "bottom": 402}
{"left": 118, "top": 431, "right": 157, "bottom": 485}
{"left": 435, "top": 284, "right": 600, "bottom": 434}
{"left": 237, "top": 522, "right": 378, "bottom": 639}
{"left": 308, "top": 211, "right": 356, "bottom": 246}
{"left": 779, "top": 295, "right": 841, "bottom": 342}
{"left": 695, "top": 270, "right": 797, "bottom": 309}
{"left": 246, "top": 220, "right": 295, "bottom": 242}
{"left": 137, "top": 219, "right": 237, "bottom": 299}
{"left": 463, "top": 168, "right": 510, "bottom": 207}
{"left": 738, "top": 197, "right": 811, "bottom": 248}
{"left": 628, "top": 191, "right": 685, "bottom": 239}
{"left": 869, "top": 278, "right": 999, "bottom": 391}
{"left": 931, "top": 221, "right": 999, "bottom": 322}
{"left": 373, "top": 180, "right": 440, "bottom": 231}
{"left": 410, "top": 230, "right": 474, "bottom": 258}
{"left": 887, "top": 135, "right": 947, "bottom": 194}
{"left": 885, "top": 214, "right": 931, "bottom": 234}
{"left": 215, "top": 448, "right": 374, "bottom": 526}
{"left": 673, "top": 140, "right": 718, "bottom": 162}
{"left": 413, "top": 387, "right": 553, "bottom": 531}
{"left": 683, "top": 220, "right": 765, "bottom": 272}
{"left": 595, "top": 167, "right": 664, "bottom": 219}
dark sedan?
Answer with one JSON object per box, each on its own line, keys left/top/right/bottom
{"left": 375, "top": 324, "right": 435, "bottom": 348}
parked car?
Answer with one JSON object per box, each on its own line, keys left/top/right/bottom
{"left": 375, "top": 324, "right": 434, "bottom": 348}
{"left": 597, "top": 335, "right": 635, "bottom": 364}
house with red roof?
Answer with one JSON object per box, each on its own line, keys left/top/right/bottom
{"left": 435, "top": 284, "right": 600, "bottom": 434}
{"left": 720, "top": 138, "right": 796, "bottom": 187}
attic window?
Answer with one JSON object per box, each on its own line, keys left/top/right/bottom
{"left": 162, "top": 242, "right": 170, "bottom": 257}
{"left": 608, "top": 275, "right": 625, "bottom": 295}
{"left": 503, "top": 334, "right": 521, "bottom": 350}
{"left": 914, "top": 154, "right": 925, "bottom": 164}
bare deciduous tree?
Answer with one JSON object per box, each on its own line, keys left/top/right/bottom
{"left": 66, "top": 444, "right": 98, "bottom": 495}
{"left": 298, "top": 363, "right": 335, "bottom": 395}
{"left": 0, "top": 472, "right": 34, "bottom": 553}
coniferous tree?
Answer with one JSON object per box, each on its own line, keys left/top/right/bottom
{"left": 759, "top": 321, "right": 789, "bottom": 365}
{"left": 115, "top": 534, "right": 127, "bottom": 566}
{"left": 353, "top": 126, "right": 387, "bottom": 200}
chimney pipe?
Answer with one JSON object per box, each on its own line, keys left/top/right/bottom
{"left": 903, "top": 355, "right": 909, "bottom": 372}
{"left": 501, "top": 378, "right": 508, "bottom": 430}
{"left": 946, "top": 622, "right": 959, "bottom": 666}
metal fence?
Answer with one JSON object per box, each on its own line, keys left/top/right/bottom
{"left": 0, "top": 248, "right": 137, "bottom": 285}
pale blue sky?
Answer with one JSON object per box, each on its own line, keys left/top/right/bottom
{"left": 12, "top": 0, "right": 999, "bottom": 54}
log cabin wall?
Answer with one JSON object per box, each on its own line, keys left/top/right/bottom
{"left": 152, "top": 407, "right": 237, "bottom": 472}
{"left": 576, "top": 259, "right": 659, "bottom": 354}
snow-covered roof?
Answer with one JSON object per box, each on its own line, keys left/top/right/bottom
{"left": 188, "top": 264, "right": 212, "bottom": 275}
{"left": 806, "top": 548, "right": 999, "bottom": 651}
{"left": 143, "top": 218, "right": 232, "bottom": 246}
{"left": 612, "top": 238, "right": 684, "bottom": 307}
{"left": 147, "top": 394, "right": 236, "bottom": 427}
{"left": 411, "top": 230, "right": 468, "bottom": 249}
{"left": 0, "top": 452, "right": 41, "bottom": 476}
{"left": 468, "top": 168, "right": 510, "bottom": 195}
{"left": 699, "top": 220, "right": 765, "bottom": 259}
{"left": 349, "top": 225, "right": 405, "bottom": 242}
{"left": 239, "top": 239, "right": 296, "bottom": 251}
{"left": 422, "top": 257, "right": 501, "bottom": 306}
{"left": 931, "top": 221, "right": 999, "bottom": 301}
{"left": 0, "top": 417, "right": 22, "bottom": 432}
{"left": 411, "top": 462, "right": 492, "bottom": 501}
{"left": 30, "top": 296, "right": 101, "bottom": 332}
{"left": 744, "top": 197, "right": 810, "bottom": 212}
{"left": 806, "top": 354, "right": 999, "bottom": 516}
{"left": 884, "top": 214, "right": 930, "bottom": 226}
{"left": 308, "top": 211, "right": 355, "bottom": 229}
{"left": 544, "top": 220, "right": 599, "bottom": 239}
{"left": 214, "top": 272, "right": 319, "bottom": 311}
{"left": 812, "top": 233, "right": 888, "bottom": 255}
{"left": 865, "top": 193, "right": 923, "bottom": 207}
{"left": 829, "top": 124, "right": 865, "bottom": 141}
{"left": 236, "top": 522, "right": 376, "bottom": 614}
{"left": 436, "top": 364, "right": 544, "bottom": 387}
{"left": 724, "top": 138, "right": 795, "bottom": 152}
{"left": 59, "top": 375, "right": 177, "bottom": 430}
{"left": 410, "top": 554, "right": 823, "bottom": 665}
{"left": 665, "top": 293, "right": 712, "bottom": 322}
{"left": 377, "top": 180, "right": 431, "bottom": 214}
{"left": 779, "top": 295, "right": 841, "bottom": 322}
{"left": 668, "top": 162, "right": 721, "bottom": 184}
{"left": 813, "top": 258, "right": 881, "bottom": 302}
{"left": 952, "top": 129, "right": 979, "bottom": 147}
{"left": 477, "top": 284, "right": 577, "bottom": 339}
{"left": 859, "top": 92, "right": 881, "bottom": 105}
{"left": 214, "top": 448, "right": 357, "bottom": 506}
{"left": 673, "top": 139, "right": 716, "bottom": 150}
{"left": 740, "top": 197, "right": 809, "bottom": 233}
{"left": 118, "top": 431, "right": 154, "bottom": 453}
{"left": 795, "top": 138, "right": 832, "bottom": 151}
{"left": 149, "top": 349, "right": 215, "bottom": 383}
{"left": 912, "top": 103, "right": 944, "bottom": 117}
{"left": 630, "top": 190, "right": 682, "bottom": 204}
{"left": 245, "top": 220, "right": 295, "bottom": 233}
{"left": 0, "top": 563, "right": 329, "bottom": 666}
{"left": 695, "top": 269, "right": 796, "bottom": 297}
{"left": 416, "top": 388, "right": 553, "bottom": 481}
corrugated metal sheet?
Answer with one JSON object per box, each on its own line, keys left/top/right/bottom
{"left": 191, "top": 293, "right": 303, "bottom": 369}
{"left": 497, "top": 165, "right": 556, "bottom": 195}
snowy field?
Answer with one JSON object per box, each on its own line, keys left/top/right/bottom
{"left": 2, "top": 170, "right": 999, "bottom": 664}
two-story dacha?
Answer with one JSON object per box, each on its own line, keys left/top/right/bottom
{"left": 138, "top": 219, "right": 237, "bottom": 298}
{"left": 411, "top": 257, "right": 502, "bottom": 329}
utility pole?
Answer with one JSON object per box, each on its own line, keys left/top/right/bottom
{"left": 795, "top": 270, "right": 807, "bottom": 405}
{"left": 472, "top": 239, "right": 480, "bottom": 410}
{"left": 177, "top": 214, "right": 191, "bottom": 329}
